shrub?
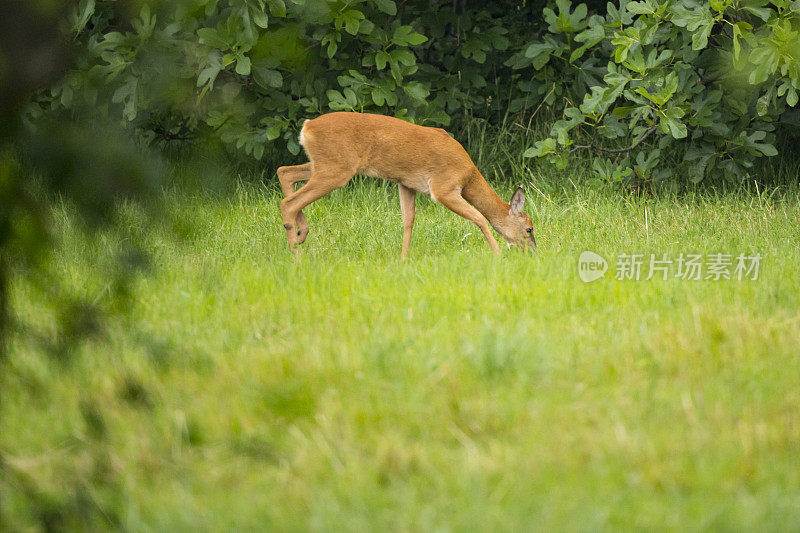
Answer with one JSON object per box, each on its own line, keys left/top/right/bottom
{"left": 27, "top": 0, "right": 800, "bottom": 185}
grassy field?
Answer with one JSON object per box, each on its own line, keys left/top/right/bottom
{"left": 3, "top": 166, "right": 800, "bottom": 530}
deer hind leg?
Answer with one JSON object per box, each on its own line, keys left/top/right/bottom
{"left": 277, "top": 163, "right": 313, "bottom": 243}
{"left": 280, "top": 167, "right": 353, "bottom": 253}
{"left": 434, "top": 189, "right": 501, "bottom": 256}
{"left": 398, "top": 184, "right": 416, "bottom": 259}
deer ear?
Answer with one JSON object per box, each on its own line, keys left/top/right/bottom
{"left": 509, "top": 185, "right": 525, "bottom": 215}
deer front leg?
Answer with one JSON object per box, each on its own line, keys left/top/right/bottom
{"left": 280, "top": 169, "right": 353, "bottom": 255}
{"left": 398, "top": 184, "right": 416, "bottom": 259}
{"left": 277, "top": 163, "right": 313, "bottom": 244}
{"left": 435, "top": 191, "right": 501, "bottom": 256}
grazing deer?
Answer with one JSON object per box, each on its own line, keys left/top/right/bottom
{"left": 277, "top": 112, "right": 536, "bottom": 257}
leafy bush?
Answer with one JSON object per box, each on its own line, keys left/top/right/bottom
{"left": 43, "top": 0, "right": 521, "bottom": 160}
{"left": 521, "top": 0, "right": 800, "bottom": 185}
{"left": 28, "top": 0, "right": 800, "bottom": 186}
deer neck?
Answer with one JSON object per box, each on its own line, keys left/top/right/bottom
{"left": 462, "top": 171, "right": 510, "bottom": 230}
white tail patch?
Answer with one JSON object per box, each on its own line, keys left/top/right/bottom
{"left": 298, "top": 119, "right": 310, "bottom": 147}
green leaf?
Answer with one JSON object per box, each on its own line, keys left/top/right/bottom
{"left": 325, "top": 89, "right": 348, "bottom": 110}
{"left": 111, "top": 81, "right": 131, "bottom": 104}
{"left": 656, "top": 71, "right": 679, "bottom": 103}
{"left": 359, "top": 19, "right": 375, "bottom": 34}
{"left": 787, "top": 88, "right": 799, "bottom": 107}
{"left": 266, "top": 123, "right": 282, "bottom": 141}
{"left": 342, "top": 10, "right": 364, "bottom": 35}
{"left": 383, "top": 87, "right": 398, "bottom": 106}
{"left": 345, "top": 19, "right": 360, "bottom": 36}
{"left": 626, "top": 1, "right": 654, "bottom": 15}
{"left": 322, "top": 32, "right": 340, "bottom": 58}
{"left": 198, "top": 28, "right": 229, "bottom": 50}
{"left": 112, "top": 77, "right": 138, "bottom": 121}
{"left": 523, "top": 137, "right": 558, "bottom": 158}
{"left": 403, "top": 81, "right": 429, "bottom": 100}
{"left": 327, "top": 89, "right": 357, "bottom": 110}
{"left": 392, "top": 25, "right": 427, "bottom": 46}
{"left": 253, "top": 143, "right": 264, "bottom": 160}
{"left": 569, "top": 46, "right": 586, "bottom": 64}
{"left": 252, "top": 10, "right": 269, "bottom": 29}
{"left": 131, "top": 4, "right": 155, "bottom": 38}
{"left": 390, "top": 59, "right": 402, "bottom": 82}
{"left": 268, "top": 0, "right": 286, "bottom": 17}
{"left": 544, "top": 0, "right": 589, "bottom": 33}
{"left": 287, "top": 137, "right": 301, "bottom": 156}
{"left": 612, "top": 105, "right": 639, "bottom": 117}
{"left": 611, "top": 30, "right": 637, "bottom": 63}
{"left": 371, "top": 87, "right": 386, "bottom": 106}
{"left": 663, "top": 106, "right": 685, "bottom": 119}
{"left": 692, "top": 24, "right": 711, "bottom": 50}
{"left": 252, "top": 67, "right": 282, "bottom": 89}
{"left": 522, "top": 41, "right": 557, "bottom": 69}
{"left": 741, "top": 130, "right": 779, "bottom": 156}
{"left": 756, "top": 143, "right": 777, "bottom": 156}
{"left": 748, "top": 45, "right": 780, "bottom": 84}
{"left": 374, "top": 0, "right": 397, "bottom": 16}
{"left": 580, "top": 87, "right": 606, "bottom": 114}
{"left": 634, "top": 73, "right": 677, "bottom": 107}
{"left": 574, "top": 18, "right": 605, "bottom": 44}
{"left": 525, "top": 42, "right": 551, "bottom": 59}
{"left": 622, "top": 49, "right": 646, "bottom": 73}
{"left": 604, "top": 64, "right": 631, "bottom": 87}
{"left": 407, "top": 33, "right": 427, "bottom": 45}
{"left": 662, "top": 116, "right": 687, "bottom": 139}
{"left": 197, "top": 52, "right": 223, "bottom": 88}
{"left": 375, "top": 51, "right": 390, "bottom": 70}
{"left": 670, "top": 2, "right": 714, "bottom": 50}
{"left": 235, "top": 56, "right": 251, "bottom": 75}
{"left": 639, "top": 21, "right": 659, "bottom": 45}
{"left": 71, "top": 0, "right": 95, "bottom": 33}
{"left": 391, "top": 49, "right": 416, "bottom": 66}
{"left": 571, "top": 21, "right": 604, "bottom": 62}
{"left": 343, "top": 88, "right": 358, "bottom": 107}
{"left": 579, "top": 83, "right": 623, "bottom": 116}
{"left": 756, "top": 92, "right": 770, "bottom": 116}
{"left": 742, "top": 5, "right": 772, "bottom": 22}
{"left": 732, "top": 23, "right": 742, "bottom": 60}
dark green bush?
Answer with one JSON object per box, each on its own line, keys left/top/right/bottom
{"left": 28, "top": 0, "right": 798, "bottom": 185}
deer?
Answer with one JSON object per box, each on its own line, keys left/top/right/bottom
{"left": 277, "top": 112, "right": 536, "bottom": 258}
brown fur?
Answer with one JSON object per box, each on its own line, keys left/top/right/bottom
{"left": 278, "top": 112, "right": 536, "bottom": 257}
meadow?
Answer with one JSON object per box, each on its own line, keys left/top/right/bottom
{"left": 3, "top": 162, "right": 800, "bottom": 530}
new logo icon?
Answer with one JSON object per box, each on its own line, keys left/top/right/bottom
{"left": 579, "top": 251, "right": 607, "bottom": 283}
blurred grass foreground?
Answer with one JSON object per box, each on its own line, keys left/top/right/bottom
{"left": 4, "top": 179, "right": 800, "bottom": 529}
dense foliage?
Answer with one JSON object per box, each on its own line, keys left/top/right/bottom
{"left": 45, "top": 0, "right": 530, "bottom": 159}
{"left": 39, "top": 0, "right": 799, "bottom": 186}
{"left": 522, "top": 0, "right": 800, "bottom": 185}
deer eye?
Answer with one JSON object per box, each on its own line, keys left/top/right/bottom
{"left": 526, "top": 228, "right": 533, "bottom": 234}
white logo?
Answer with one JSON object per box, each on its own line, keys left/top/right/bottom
{"left": 579, "top": 251, "right": 608, "bottom": 283}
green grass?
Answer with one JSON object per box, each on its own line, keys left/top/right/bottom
{"left": 3, "top": 168, "right": 800, "bottom": 530}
